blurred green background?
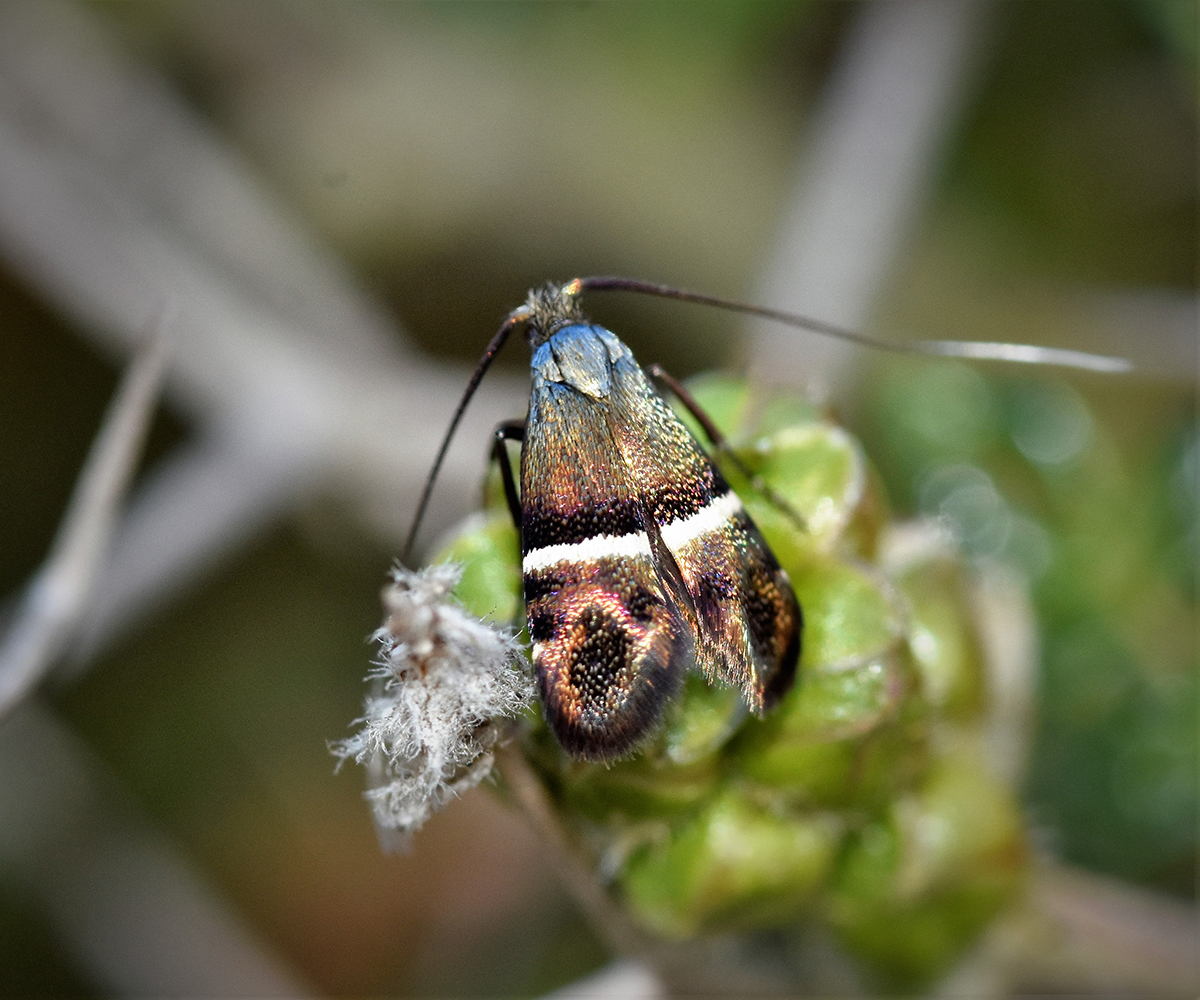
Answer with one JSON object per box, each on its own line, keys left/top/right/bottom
{"left": 0, "top": 1, "right": 1194, "bottom": 995}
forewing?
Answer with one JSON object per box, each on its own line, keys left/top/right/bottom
{"left": 521, "top": 368, "right": 689, "bottom": 760}
{"left": 602, "top": 338, "right": 801, "bottom": 712}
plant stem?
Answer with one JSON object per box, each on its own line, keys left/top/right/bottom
{"left": 492, "top": 741, "right": 648, "bottom": 962}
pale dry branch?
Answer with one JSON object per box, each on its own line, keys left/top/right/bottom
{"left": 940, "top": 862, "right": 1199, "bottom": 996}
{"left": 494, "top": 742, "right": 650, "bottom": 963}
{"left": 0, "top": 322, "right": 168, "bottom": 717}
{"left": 0, "top": 0, "right": 526, "bottom": 668}
{"left": 748, "top": 0, "right": 993, "bottom": 400}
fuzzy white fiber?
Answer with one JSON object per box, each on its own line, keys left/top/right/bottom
{"left": 331, "top": 563, "right": 532, "bottom": 843}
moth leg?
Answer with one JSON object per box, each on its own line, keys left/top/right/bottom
{"left": 491, "top": 420, "right": 525, "bottom": 535}
{"left": 646, "top": 363, "right": 806, "bottom": 533}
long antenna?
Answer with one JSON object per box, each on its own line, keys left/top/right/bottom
{"left": 404, "top": 277, "right": 1130, "bottom": 562}
{"left": 579, "top": 276, "right": 1132, "bottom": 374}
{"left": 402, "top": 307, "right": 529, "bottom": 562}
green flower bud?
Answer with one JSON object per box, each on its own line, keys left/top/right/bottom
{"left": 791, "top": 558, "right": 903, "bottom": 670}
{"left": 742, "top": 424, "right": 868, "bottom": 553}
{"left": 421, "top": 374, "right": 1030, "bottom": 987}
{"left": 828, "top": 753, "right": 1026, "bottom": 986}
{"left": 557, "top": 756, "right": 721, "bottom": 823}
{"left": 662, "top": 672, "right": 747, "bottom": 765}
{"left": 431, "top": 510, "right": 522, "bottom": 624}
{"left": 892, "top": 550, "right": 985, "bottom": 718}
{"left": 733, "top": 653, "right": 919, "bottom": 808}
{"left": 620, "top": 789, "right": 841, "bottom": 938}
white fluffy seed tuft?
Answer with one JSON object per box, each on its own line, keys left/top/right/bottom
{"left": 330, "top": 563, "right": 533, "bottom": 848}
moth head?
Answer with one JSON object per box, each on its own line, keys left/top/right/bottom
{"left": 523, "top": 280, "right": 587, "bottom": 349}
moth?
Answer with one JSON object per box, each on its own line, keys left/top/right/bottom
{"left": 404, "top": 277, "right": 1130, "bottom": 762}
{"left": 510, "top": 283, "right": 801, "bottom": 760}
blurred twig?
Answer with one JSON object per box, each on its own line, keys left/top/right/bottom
{"left": 0, "top": 2, "right": 520, "bottom": 994}
{"left": 1021, "top": 863, "right": 1198, "bottom": 994}
{"left": 940, "top": 862, "right": 1199, "bottom": 996}
{"left": 494, "top": 742, "right": 650, "bottom": 963}
{"left": 749, "top": 0, "right": 993, "bottom": 400}
{"left": 0, "top": 320, "right": 168, "bottom": 717}
{"left": 0, "top": 0, "right": 526, "bottom": 669}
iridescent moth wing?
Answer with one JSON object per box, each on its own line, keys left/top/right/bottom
{"left": 598, "top": 327, "right": 801, "bottom": 712}
{"left": 520, "top": 325, "right": 692, "bottom": 760}
{"left": 520, "top": 321, "right": 799, "bottom": 761}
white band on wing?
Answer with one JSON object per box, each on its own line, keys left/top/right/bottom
{"left": 659, "top": 490, "right": 743, "bottom": 549}
{"left": 521, "top": 490, "right": 743, "bottom": 574}
{"left": 522, "top": 531, "right": 653, "bottom": 574}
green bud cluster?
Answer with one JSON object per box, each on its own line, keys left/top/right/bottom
{"left": 433, "top": 375, "right": 1027, "bottom": 988}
